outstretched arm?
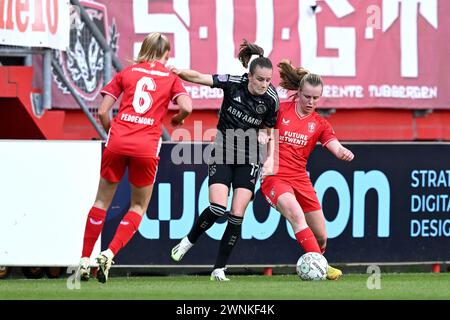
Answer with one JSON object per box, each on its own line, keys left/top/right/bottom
{"left": 325, "top": 140, "right": 354, "bottom": 162}
{"left": 168, "top": 66, "right": 213, "bottom": 86}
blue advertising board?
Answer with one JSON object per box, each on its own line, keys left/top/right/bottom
{"left": 102, "top": 143, "right": 450, "bottom": 265}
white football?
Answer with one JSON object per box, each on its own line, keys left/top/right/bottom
{"left": 296, "top": 252, "right": 328, "bottom": 281}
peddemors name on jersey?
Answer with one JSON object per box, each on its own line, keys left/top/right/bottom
{"left": 121, "top": 113, "right": 155, "bottom": 126}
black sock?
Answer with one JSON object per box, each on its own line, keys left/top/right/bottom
{"left": 214, "top": 214, "right": 243, "bottom": 269}
{"left": 187, "top": 203, "right": 226, "bottom": 243}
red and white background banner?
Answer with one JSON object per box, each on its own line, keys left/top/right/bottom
{"left": 45, "top": 0, "right": 449, "bottom": 110}
{"left": 0, "top": 0, "right": 70, "bottom": 50}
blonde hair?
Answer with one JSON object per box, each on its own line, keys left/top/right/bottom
{"left": 135, "top": 32, "right": 170, "bottom": 63}
{"left": 277, "top": 59, "right": 323, "bottom": 92}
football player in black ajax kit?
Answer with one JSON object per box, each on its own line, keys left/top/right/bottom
{"left": 169, "top": 40, "right": 279, "bottom": 281}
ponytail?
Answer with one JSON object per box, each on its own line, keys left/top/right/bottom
{"left": 238, "top": 39, "right": 273, "bottom": 74}
{"left": 278, "top": 59, "right": 323, "bottom": 91}
{"left": 135, "top": 32, "right": 171, "bottom": 63}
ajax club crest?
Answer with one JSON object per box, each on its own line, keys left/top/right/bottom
{"left": 256, "top": 103, "right": 267, "bottom": 114}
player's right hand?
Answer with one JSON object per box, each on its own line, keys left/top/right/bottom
{"left": 168, "top": 65, "right": 180, "bottom": 75}
{"left": 261, "top": 157, "right": 274, "bottom": 178}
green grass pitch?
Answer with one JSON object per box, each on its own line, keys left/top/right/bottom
{"left": 1, "top": 273, "right": 449, "bottom": 300}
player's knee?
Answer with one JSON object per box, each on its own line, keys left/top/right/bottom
{"left": 285, "top": 211, "right": 306, "bottom": 230}
{"left": 229, "top": 210, "right": 245, "bottom": 218}
{"left": 287, "top": 214, "right": 298, "bottom": 226}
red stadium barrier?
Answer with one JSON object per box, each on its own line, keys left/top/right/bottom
{"left": 0, "top": 66, "right": 100, "bottom": 140}
{"left": 0, "top": 66, "right": 64, "bottom": 139}
{"left": 1, "top": 66, "right": 448, "bottom": 141}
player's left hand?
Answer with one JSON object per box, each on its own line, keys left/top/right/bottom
{"left": 258, "top": 130, "right": 270, "bottom": 145}
{"left": 340, "top": 147, "right": 354, "bottom": 161}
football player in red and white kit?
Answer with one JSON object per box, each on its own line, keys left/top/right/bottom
{"left": 169, "top": 40, "right": 279, "bottom": 281}
{"left": 78, "top": 33, "right": 192, "bottom": 283}
{"left": 261, "top": 60, "right": 354, "bottom": 280}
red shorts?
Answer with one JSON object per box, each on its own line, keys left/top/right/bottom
{"left": 100, "top": 148, "right": 159, "bottom": 187}
{"left": 261, "top": 176, "right": 321, "bottom": 213}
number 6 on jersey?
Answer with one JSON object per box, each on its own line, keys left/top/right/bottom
{"left": 132, "top": 76, "right": 156, "bottom": 114}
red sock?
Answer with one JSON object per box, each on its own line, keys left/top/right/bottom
{"left": 321, "top": 246, "right": 326, "bottom": 254}
{"left": 81, "top": 207, "right": 107, "bottom": 258}
{"left": 295, "top": 228, "right": 321, "bottom": 253}
{"left": 108, "top": 211, "right": 142, "bottom": 256}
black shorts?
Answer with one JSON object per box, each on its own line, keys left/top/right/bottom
{"left": 208, "top": 162, "right": 261, "bottom": 193}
